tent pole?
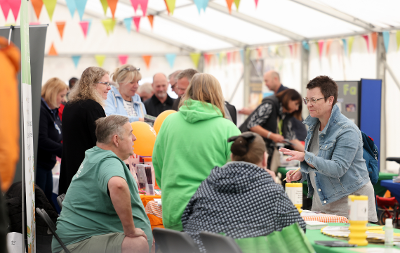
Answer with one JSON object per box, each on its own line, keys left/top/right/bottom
{"left": 300, "top": 42, "right": 309, "bottom": 121}
{"left": 385, "top": 62, "right": 400, "bottom": 92}
{"left": 243, "top": 46, "right": 250, "bottom": 110}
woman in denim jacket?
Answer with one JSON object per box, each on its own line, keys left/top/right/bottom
{"left": 281, "top": 76, "right": 377, "bottom": 222}
{"left": 105, "top": 64, "right": 146, "bottom": 122}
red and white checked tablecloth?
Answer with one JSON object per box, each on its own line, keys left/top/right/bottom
{"left": 302, "top": 214, "right": 348, "bottom": 223}
{"left": 145, "top": 200, "right": 163, "bottom": 219}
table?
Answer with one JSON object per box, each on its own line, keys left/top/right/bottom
{"left": 381, "top": 180, "right": 400, "bottom": 203}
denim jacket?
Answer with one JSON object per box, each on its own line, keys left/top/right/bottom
{"left": 300, "top": 104, "right": 370, "bottom": 205}
{"left": 105, "top": 86, "right": 146, "bottom": 122}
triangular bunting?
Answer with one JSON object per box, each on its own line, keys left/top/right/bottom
{"left": 42, "top": 0, "right": 57, "bottom": 21}
{"left": 130, "top": 0, "right": 149, "bottom": 16}
{"left": 234, "top": 0, "right": 240, "bottom": 10}
{"left": 71, "top": 55, "right": 81, "bottom": 68}
{"left": 302, "top": 41, "right": 309, "bottom": 51}
{"left": 83, "top": 19, "right": 92, "bottom": 34}
{"left": 341, "top": 38, "right": 347, "bottom": 55}
{"left": 194, "top": 0, "right": 203, "bottom": 14}
{"left": 95, "top": 55, "right": 106, "bottom": 67}
{"left": 48, "top": 42, "right": 58, "bottom": 56}
{"left": 165, "top": 53, "right": 176, "bottom": 68}
{"left": 123, "top": 17, "right": 132, "bottom": 32}
{"left": 0, "top": 0, "right": 10, "bottom": 20}
{"left": 118, "top": 55, "right": 128, "bottom": 65}
{"left": 239, "top": 49, "right": 244, "bottom": 62}
{"left": 107, "top": 0, "right": 118, "bottom": 19}
{"left": 56, "top": 21, "right": 66, "bottom": 40}
{"left": 219, "top": 52, "right": 225, "bottom": 64}
{"left": 165, "top": 0, "right": 176, "bottom": 15}
{"left": 65, "top": 0, "right": 76, "bottom": 17}
{"left": 133, "top": 16, "right": 141, "bottom": 32}
{"left": 383, "top": 31, "right": 390, "bottom": 52}
{"left": 202, "top": 0, "right": 209, "bottom": 11}
{"left": 226, "top": 0, "right": 233, "bottom": 13}
{"left": 215, "top": 53, "right": 220, "bottom": 64}
{"left": 101, "top": 18, "right": 117, "bottom": 35}
{"left": 362, "top": 35, "right": 369, "bottom": 52}
{"left": 254, "top": 0, "right": 259, "bottom": 8}
{"left": 326, "top": 40, "right": 332, "bottom": 55}
{"left": 142, "top": 55, "right": 152, "bottom": 69}
{"left": 318, "top": 40, "right": 324, "bottom": 58}
{"left": 147, "top": 15, "right": 154, "bottom": 29}
{"left": 31, "top": 0, "right": 43, "bottom": 19}
{"left": 7, "top": 0, "right": 21, "bottom": 20}
{"left": 190, "top": 53, "right": 201, "bottom": 68}
{"left": 396, "top": 31, "right": 400, "bottom": 51}
{"left": 288, "top": 45, "right": 293, "bottom": 57}
{"left": 371, "top": 32, "right": 377, "bottom": 52}
{"left": 163, "top": 0, "right": 170, "bottom": 14}
{"left": 257, "top": 47, "right": 263, "bottom": 58}
{"left": 74, "top": 0, "right": 88, "bottom": 21}
{"left": 79, "top": 21, "right": 89, "bottom": 38}
{"left": 204, "top": 53, "right": 211, "bottom": 65}
{"left": 348, "top": 37, "right": 354, "bottom": 55}
{"left": 226, "top": 52, "right": 232, "bottom": 63}
{"left": 100, "top": 0, "right": 108, "bottom": 15}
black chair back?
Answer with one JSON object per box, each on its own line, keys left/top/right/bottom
{"left": 36, "top": 208, "right": 71, "bottom": 253}
{"left": 199, "top": 232, "right": 243, "bottom": 253}
{"left": 57, "top": 194, "right": 65, "bottom": 209}
{"left": 153, "top": 228, "right": 200, "bottom": 253}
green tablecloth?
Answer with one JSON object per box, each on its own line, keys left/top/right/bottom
{"left": 306, "top": 223, "right": 400, "bottom": 253}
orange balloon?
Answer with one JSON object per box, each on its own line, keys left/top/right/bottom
{"left": 153, "top": 110, "right": 176, "bottom": 134}
{"left": 131, "top": 121, "right": 157, "bottom": 156}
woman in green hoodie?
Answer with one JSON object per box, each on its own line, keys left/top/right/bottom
{"left": 152, "top": 73, "right": 241, "bottom": 231}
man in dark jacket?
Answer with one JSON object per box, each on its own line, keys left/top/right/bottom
{"left": 144, "top": 73, "right": 175, "bottom": 117}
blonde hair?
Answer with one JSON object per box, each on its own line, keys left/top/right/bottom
{"left": 179, "top": 73, "right": 225, "bottom": 118}
{"left": 69, "top": 67, "right": 108, "bottom": 106}
{"left": 41, "top": 77, "right": 68, "bottom": 108}
{"left": 111, "top": 64, "right": 142, "bottom": 85}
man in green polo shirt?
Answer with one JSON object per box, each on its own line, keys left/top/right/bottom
{"left": 52, "top": 115, "right": 152, "bottom": 253}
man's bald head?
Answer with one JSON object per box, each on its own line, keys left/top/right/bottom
{"left": 152, "top": 73, "right": 168, "bottom": 100}
{"left": 264, "top": 70, "right": 281, "bottom": 94}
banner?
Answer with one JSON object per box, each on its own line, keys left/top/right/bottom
{"left": 20, "top": 0, "right": 36, "bottom": 252}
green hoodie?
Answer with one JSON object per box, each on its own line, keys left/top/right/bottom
{"left": 153, "top": 99, "right": 241, "bottom": 231}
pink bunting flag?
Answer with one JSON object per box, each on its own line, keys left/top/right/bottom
{"left": 362, "top": 35, "right": 370, "bottom": 52}
{"left": 288, "top": 44, "right": 293, "bottom": 57}
{"left": 7, "top": 0, "right": 21, "bottom": 20}
{"left": 254, "top": 0, "right": 258, "bottom": 8}
{"left": 133, "top": 16, "right": 141, "bottom": 31}
{"left": 29, "top": 22, "right": 41, "bottom": 25}
{"left": 118, "top": 55, "right": 128, "bottom": 65}
{"left": 79, "top": 21, "right": 89, "bottom": 38}
{"left": 0, "top": 0, "right": 11, "bottom": 20}
{"left": 130, "top": 0, "right": 149, "bottom": 16}
{"left": 318, "top": 40, "right": 324, "bottom": 58}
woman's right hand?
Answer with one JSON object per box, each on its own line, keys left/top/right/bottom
{"left": 270, "top": 133, "right": 285, "bottom": 143}
{"left": 285, "top": 170, "right": 302, "bottom": 182}
{"left": 139, "top": 118, "right": 144, "bottom": 122}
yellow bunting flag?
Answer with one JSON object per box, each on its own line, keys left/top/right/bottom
{"left": 31, "top": 0, "right": 43, "bottom": 19}
{"left": 142, "top": 55, "right": 152, "bottom": 69}
{"left": 42, "top": 0, "right": 57, "bottom": 21}
{"left": 190, "top": 53, "right": 201, "bottom": 68}
{"left": 219, "top": 52, "right": 225, "bottom": 64}
{"left": 100, "top": 0, "right": 108, "bottom": 15}
{"left": 348, "top": 36, "right": 355, "bottom": 55}
{"left": 234, "top": 0, "right": 240, "bottom": 10}
{"left": 95, "top": 55, "right": 106, "bottom": 67}
{"left": 107, "top": 0, "right": 118, "bottom": 19}
{"left": 226, "top": 0, "right": 233, "bottom": 13}
{"left": 101, "top": 18, "right": 116, "bottom": 35}
{"left": 165, "top": 0, "right": 176, "bottom": 15}
{"left": 48, "top": 42, "right": 58, "bottom": 56}
{"left": 56, "top": 21, "right": 66, "bottom": 40}
{"left": 147, "top": 15, "right": 154, "bottom": 29}
{"left": 396, "top": 31, "right": 400, "bottom": 50}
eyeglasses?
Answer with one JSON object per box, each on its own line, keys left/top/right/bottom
{"left": 98, "top": 82, "right": 112, "bottom": 87}
{"left": 303, "top": 97, "right": 324, "bottom": 105}
{"left": 121, "top": 67, "right": 140, "bottom": 72}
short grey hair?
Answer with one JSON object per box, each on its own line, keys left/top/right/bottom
{"left": 168, "top": 70, "right": 182, "bottom": 83}
{"left": 138, "top": 82, "right": 153, "bottom": 95}
{"left": 95, "top": 115, "right": 129, "bottom": 144}
{"left": 176, "top": 68, "right": 199, "bottom": 82}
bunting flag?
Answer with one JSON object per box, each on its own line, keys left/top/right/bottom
{"left": 147, "top": 15, "right": 154, "bottom": 29}
{"left": 107, "top": 0, "right": 118, "bottom": 19}
{"left": 204, "top": 53, "right": 211, "bottom": 65}
{"left": 326, "top": 40, "right": 332, "bottom": 55}
{"left": 318, "top": 40, "right": 324, "bottom": 58}
{"left": 102, "top": 18, "right": 117, "bottom": 35}
{"left": 79, "top": 21, "right": 89, "bottom": 38}
{"left": 130, "top": 0, "right": 149, "bottom": 16}
{"left": 190, "top": 53, "right": 201, "bottom": 68}
{"left": 0, "top": 0, "right": 10, "bottom": 20}
{"left": 84, "top": 19, "right": 92, "bottom": 34}
{"left": 194, "top": 0, "right": 209, "bottom": 13}
{"left": 226, "top": 0, "right": 233, "bottom": 13}
{"left": 165, "top": 53, "right": 176, "bottom": 68}
{"left": 55, "top": 22, "right": 66, "bottom": 39}
{"left": 288, "top": 44, "right": 293, "bottom": 57}
{"left": 165, "top": 0, "right": 176, "bottom": 15}
{"left": 163, "top": 0, "right": 170, "bottom": 14}
{"left": 239, "top": 49, "right": 244, "bottom": 62}
{"left": 8, "top": 0, "right": 21, "bottom": 20}
{"left": 302, "top": 41, "right": 309, "bottom": 51}
{"left": 123, "top": 17, "right": 132, "bottom": 32}
{"left": 48, "top": 42, "right": 58, "bottom": 56}
{"left": 100, "top": 0, "right": 108, "bottom": 15}
{"left": 29, "top": 22, "right": 40, "bottom": 25}
{"left": 294, "top": 43, "right": 299, "bottom": 56}
{"left": 71, "top": 55, "right": 81, "bottom": 68}
{"left": 74, "top": 0, "right": 88, "bottom": 20}
{"left": 382, "top": 31, "right": 390, "bottom": 52}
{"left": 362, "top": 35, "right": 369, "bottom": 52}
{"left": 226, "top": 51, "right": 232, "bottom": 63}
{"left": 202, "top": 0, "right": 209, "bottom": 11}
{"left": 65, "top": 0, "right": 76, "bottom": 17}
{"left": 254, "top": 0, "right": 259, "bottom": 8}
{"left": 371, "top": 32, "right": 377, "bottom": 52}
{"left": 118, "top": 55, "right": 128, "bottom": 65}
{"left": 142, "top": 55, "right": 152, "bottom": 69}
{"left": 341, "top": 38, "right": 347, "bottom": 55}
{"left": 218, "top": 52, "right": 225, "bottom": 64}
{"left": 348, "top": 36, "right": 354, "bottom": 55}
{"left": 95, "top": 55, "right": 106, "bottom": 67}
{"left": 42, "top": 0, "right": 57, "bottom": 21}
{"left": 257, "top": 47, "right": 263, "bottom": 58}
{"left": 31, "top": 0, "right": 43, "bottom": 19}
{"left": 133, "top": 16, "right": 141, "bottom": 31}
{"left": 396, "top": 31, "right": 400, "bottom": 51}
{"left": 234, "top": 0, "right": 240, "bottom": 10}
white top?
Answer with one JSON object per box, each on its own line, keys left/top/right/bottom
{"left": 122, "top": 99, "right": 137, "bottom": 117}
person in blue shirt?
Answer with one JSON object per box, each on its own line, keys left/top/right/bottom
{"left": 105, "top": 65, "right": 146, "bottom": 122}
{"left": 37, "top": 77, "right": 68, "bottom": 203}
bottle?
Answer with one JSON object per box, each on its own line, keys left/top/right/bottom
{"left": 385, "top": 218, "right": 393, "bottom": 247}
{"left": 348, "top": 195, "right": 368, "bottom": 246}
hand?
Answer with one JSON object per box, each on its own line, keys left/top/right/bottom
{"left": 279, "top": 147, "right": 305, "bottom": 162}
{"left": 270, "top": 133, "right": 285, "bottom": 143}
{"left": 238, "top": 107, "right": 253, "bottom": 115}
{"left": 125, "top": 228, "right": 147, "bottom": 240}
{"left": 285, "top": 170, "right": 302, "bottom": 183}
{"left": 139, "top": 118, "right": 144, "bottom": 122}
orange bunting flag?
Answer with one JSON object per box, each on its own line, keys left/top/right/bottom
{"left": 163, "top": 0, "right": 170, "bottom": 14}
{"left": 371, "top": 32, "right": 377, "bottom": 52}
{"left": 318, "top": 40, "right": 324, "bottom": 58}
{"left": 107, "top": 0, "right": 118, "bottom": 19}
{"left": 362, "top": 35, "right": 369, "bottom": 52}
{"left": 204, "top": 53, "right": 212, "bottom": 65}
{"left": 165, "top": 0, "right": 176, "bottom": 15}
{"left": 48, "top": 42, "right": 58, "bottom": 56}
{"left": 326, "top": 40, "right": 332, "bottom": 55}
{"left": 142, "top": 55, "right": 152, "bottom": 69}
{"left": 147, "top": 15, "right": 154, "bottom": 29}
{"left": 56, "top": 21, "right": 66, "bottom": 40}
{"left": 257, "top": 47, "right": 263, "bottom": 58}
{"left": 31, "top": 0, "right": 43, "bottom": 19}
{"left": 226, "top": 0, "right": 234, "bottom": 13}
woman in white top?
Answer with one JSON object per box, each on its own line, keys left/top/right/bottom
{"left": 105, "top": 64, "right": 146, "bottom": 122}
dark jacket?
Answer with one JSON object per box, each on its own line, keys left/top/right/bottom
{"left": 172, "top": 96, "right": 181, "bottom": 111}
{"left": 38, "top": 99, "right": 63, "bottom": 170}
{"left": 144, "top": 94, "right": 175, "bottom": 117}
{"left": 59, "top": 99, "right": 106, "bottom": 195}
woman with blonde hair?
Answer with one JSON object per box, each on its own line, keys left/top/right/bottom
{"left": 37, "top": 77, "right": 68, "bottom": 202}
{"left": 105, "top": 64, "right": 146, "bottom": 122}
{"left": 59, "top": 67, "right": 111, "bottom": 195}
{"left": 153, "top": 73, "right": 241, "bottom": 231}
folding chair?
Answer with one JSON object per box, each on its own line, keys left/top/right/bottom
{"left": 36, "top": 208, "right": 71, "bottom": 253}
{"left": 153, "top": 228, "right": 200, "bottom": 253}
{"left": 57, "top": 193, "right": 65, "bottom": 209}
{"left": 199, "top": 232, "right": 243, "bottom": 253}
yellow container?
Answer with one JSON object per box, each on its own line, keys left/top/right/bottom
{"left": 286, "top": 183, "right": 303, "bottom": 213}
{"left": 348, "top": 195, "right": 368, "bottom": 246}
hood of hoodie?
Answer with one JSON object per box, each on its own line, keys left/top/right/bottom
{"left": 179, "top": 99, "right": 223, "bottom": 123}
{"left": 206, "top": 161, "right": 274, "bottom": 194}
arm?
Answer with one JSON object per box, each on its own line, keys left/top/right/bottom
{"left": 250, "top": 125, "right": 285, "bottom": 143}
{"left": 38, "top": 109, "right": 63, "bottom": 157}
{"left": 108, "top": 176, "right": 147, "bottom": 239}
